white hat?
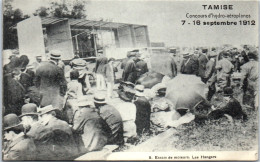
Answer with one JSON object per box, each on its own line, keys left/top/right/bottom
{"left": 135, "top": 85, "right": 145, "bottom": 97}
{"left": 77, "top": 96, "right": 94, "bottom": 107}
{"left": 50, "top": 50, "right": 62, "bottom": 60}
{"left": 93, "top": 93, "right": 106, "bottom": 104}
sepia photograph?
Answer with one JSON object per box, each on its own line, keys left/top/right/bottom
{"left": 2, "top": 0, "right": 258, "bottom": 160}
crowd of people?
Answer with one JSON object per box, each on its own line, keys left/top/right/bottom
{"left": 2, "top": 45, "right": 258, "bottom": 160}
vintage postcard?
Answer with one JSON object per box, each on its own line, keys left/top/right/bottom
{"left": 2, "top": 0, "right": 258, "bottom": 161}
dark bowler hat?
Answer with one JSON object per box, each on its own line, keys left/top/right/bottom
{"left": 50, "top": 50, "right": 61, "bottom": 60}
{"left": 19, "top": 103, "right": 38, "bottom": 118}
{"left": 248, "top": 51, "right": 258, "bottom": 60}
{"left": 38, "top": 105, "right": 59, "bottom": 116}
{"left": 4, "top": 114, "right": 24, "bottom": 131}
{"left": 93, "top": 94, "right": 106, "bottom": 104}
{"left": 223, "top": 87, "right": 233, "bottom": 96}
{"left": 222, "top": 52, "right": 230, "bottom": 58}
{"left": 157, "top": 87, "right": 167, "bottom": 97}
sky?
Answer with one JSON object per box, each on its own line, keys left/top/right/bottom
{"left": 11, "top": 0, "right": 258, "bottom": 47}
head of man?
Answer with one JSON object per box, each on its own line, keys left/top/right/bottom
{"left": 108, "top": 58, "right": 115, "bottom": 65}
{"left": 93, "top": 93, "right": 106, "bottom": 108}
{"left": 12, "top": 68, "right": 21, "bottom": 80}
{"left": 49, "top": 50, "right": 62, "bottom": 64}
{"left": 38, "top": 105, "right": 58, "bottom": 122}
{"left": 19, "top": 55, "right": 29, "bottom": 69}
{"left": 36, "top": 56, "right": 42, "bottom": 63}
{"left": 20, "top": 103, "right": 38, "bottom": 130}
{"left": 223, "top": 87, "right": 233, "bottom": 102}
{"left": 4, "top": 114, "right": 24, "bottom": 141}
{"left": 182, "top": 52, "right": 190, "bottom": 60}
{"left": 248, "top": 51, "right": 258, "bottom": 61}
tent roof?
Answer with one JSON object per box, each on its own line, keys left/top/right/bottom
{"left": 41, "top": 17, "right": 146, "bottom": 30}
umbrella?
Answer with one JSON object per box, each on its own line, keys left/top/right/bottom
{"left": 165, "top": 74, "right": 208, "bottom": 110}
{"left": 136, "top": 72, "right": 164, "bottom": 88}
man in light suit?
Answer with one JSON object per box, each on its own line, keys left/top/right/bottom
{"left": 104, "top": 58, "right": 118, "bottom": 99}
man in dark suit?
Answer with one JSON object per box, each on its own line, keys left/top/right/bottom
{"left": 35, "top": 50, "right": 67, "bottom": 109}
{"left": 122, "top": 53, "right": 137, "bottom": 83}
{"left": 3, "top": 114, "right": 36, "bottom": 160}
{"left": 27, "top": 105, "right": 78, "bottom": 160}
{"left": 3, "top": 69, "right": 26, "bottom": 115}
{"left": 135, "top": 55, "right": 149, "bottom": 79}
{"left": 180, "top": 52, "right": 198, "bottom": 75}
{"left": 198, "top": 48, "right": 209, "bottom": 83}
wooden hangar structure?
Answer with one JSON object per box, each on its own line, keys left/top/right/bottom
{"left": 32, "top": 16, "right": 150, "bottom": 60}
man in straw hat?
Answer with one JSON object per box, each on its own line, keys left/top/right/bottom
{"left": 72, "top": 96, "right": 110, "bottom": 153}
{"left": 133, "top": 85, "right": 151, "bottom": 135}
{"left": 93, "top": 93, "right": 124, "bottom": 146}
{"left": 27, "top": 105, "right": 78, "bottom": 160}
{"left": 3, "top": 114, "right": 36, "bottom": 160}
{"left": 35, "top": 50, "right": 67, "bottom": 109}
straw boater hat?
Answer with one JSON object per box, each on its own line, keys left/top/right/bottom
{"left": 4, "top": 114, "right": 24, "bottom": 131}
{"left": 38, "top": 105, "right": 59, "bottom": 116}
{"left": 77, "top": 96, "right": 94, "bottom": 107}
{"left": 50, "top": 50, "right": 61, "bottom": 60}
{"left": 19, "top": 103, "right": 38, "bottom": 118}
{"left": 93, "top": 93, "right": 106, "bottom": 104}
{"left": 135, "top": 85, "right": 145, "bottom": 97}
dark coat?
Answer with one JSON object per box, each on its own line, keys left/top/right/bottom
{"left": 134, "top": 96, "right": 151, "bottom": 135}
{"left": 180, "top": 57, "right": 199, "bottom": 75}
{"left": 121, "top": 58, "right": 129, "bottom": 69}
{"left": 198, "top": 54, "right": 209, "bottom": 78}
{"left": 72, "top": 107, "right": 110, "bottom": 153}
{"left": 3, "top": 135, "right": 36, "bottom": 160}
{"left": 27, "top": 117, "right": 78, "bottom": 160}
{"left": 95, "top": 56, "right": 108, "bottom": 75}
{"left": 3, "top": 74, "right": 25, "bottom": 115}
{"left": 35, "top": 61, "right": 67, "bottom": 108}
{"left": 99, "top": 105, "right": 124, "bottom": 145}
{"left": 122, "top": 59, "right": 137, "bottom": 83}
{"left": 209, "top": 98, "right": 247, "bottom": 120}
{"left": 19, "top": 73, "right": 33, "bottom": 91}
{"left": 136, "top": 60, "right": 149, "bottom": 78}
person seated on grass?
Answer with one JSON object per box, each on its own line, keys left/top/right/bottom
{"left": 67, "top": 70, "right": 83, "bottom": 100}
{"left": 208, "top": 87, "right": 247, "bottom": 121}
